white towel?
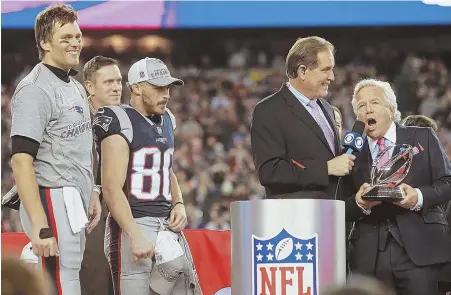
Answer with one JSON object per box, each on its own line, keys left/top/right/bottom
{"left": 63, "top": 187, "right": 88, "bottom": 234}
{"left": 154, "top": 231, "right": 184, "bottom": 265}
{"left": 20, "top": 242, "right": 39, "bottom": 264}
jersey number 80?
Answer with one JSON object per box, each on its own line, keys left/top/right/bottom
{"left": 130, "top": 147, "right": 173, "bottom": 201}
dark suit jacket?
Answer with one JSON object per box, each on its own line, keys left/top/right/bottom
{"left": 79, "top": 128, "right": 111, "bottom": 295}
{"left": 251, "top": 83, "right": 341, "bottom": 199}
{"left": 344, "top": 124, "right": 451, "bottom": 273}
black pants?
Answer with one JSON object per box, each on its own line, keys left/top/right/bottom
{"left": 375, "top": 235, "right": 441, "bottom": 295}
{"left": 80, "top": 202, "right": 112, "bottom": 295}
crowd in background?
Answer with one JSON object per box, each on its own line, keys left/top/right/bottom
{"left": 2, "top": 32, "right": 451, "bottom": 232}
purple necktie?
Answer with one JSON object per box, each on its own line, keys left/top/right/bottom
{"left": 308, "top": 100, "right": 335, "bottom": 154}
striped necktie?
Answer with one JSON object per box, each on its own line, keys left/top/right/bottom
{"left": 308, "top": 100, "right": 335, "bottom": 154}
{"left": 376, "top": 138, "right": 390, "bottom": 169}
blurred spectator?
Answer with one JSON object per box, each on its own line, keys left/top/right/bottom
{"left": 401, "top": 114, "right": 438, "bottom": 131}
{"left": 202, "top": 202, "right": 231, "bottom": 230}
{"left": 1, "top": 257, "right": 53, "bottom": 295}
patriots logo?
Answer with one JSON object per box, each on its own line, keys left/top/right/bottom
{"left": 93, "top": 115, "right": 113, "bottom": 132}
{"left": 252, "top": 229, "right": 318, "bottom": 295}
{"left": 156, "top": 126, "right": 163, "bottom": 135}
{"left": 70, "top": 105, "right": 84, "bottom": 115}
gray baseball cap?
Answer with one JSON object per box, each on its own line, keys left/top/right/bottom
{"left": 127, "top": 57, "right": 184, "bottom": 87}
{"left": 149, "top": 255, "right": 187, "bottom": 294}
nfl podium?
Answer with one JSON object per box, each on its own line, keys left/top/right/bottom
{"left": 230, "top": 199, "right": 346, "bottom": 295}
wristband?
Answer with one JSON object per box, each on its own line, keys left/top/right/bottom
{"left": 166, "top": 202, "right": 185, "bottom": 221}
{"left": 172, "top": 201, "right": 184, "bottom": 208}
{"left": 93, "top": 185, "right": 101, "bottom": 194}
{"left": 39, "top": 228, "right": 54, "bottom": 239}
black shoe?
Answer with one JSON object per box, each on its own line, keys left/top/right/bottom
{"left": 2, "top": 185, "right": 20, "bottom": 210}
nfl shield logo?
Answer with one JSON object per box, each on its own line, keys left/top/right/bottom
{"left": 252, "top": 229, "right": 318, "bottom": 295}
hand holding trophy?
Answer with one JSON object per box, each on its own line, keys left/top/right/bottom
{"left": 362, "top": 144, "right": 414, "bottom": 202}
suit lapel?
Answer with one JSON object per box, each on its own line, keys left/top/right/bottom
{"left": 391, "top": 124, "right": 415, "bottom": 181}
{"left": 280, "top": 85, "right": 334, "bottom": 155}
{"left": 394, "top": 124, "right": 413, "bottom": 154}
{"left": 358, "top": 140, "right": 372, "bottom": 184}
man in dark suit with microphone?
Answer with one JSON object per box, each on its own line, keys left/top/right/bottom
{"left": 344, "top": 79, "right": 451, "bottom": 295}
{"left": 251, "top": 36, "right": 355, "bottom": 200}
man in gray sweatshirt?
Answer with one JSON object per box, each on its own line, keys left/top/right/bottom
{"left": 9, "top": 4, "right": 100, "bottom": 295}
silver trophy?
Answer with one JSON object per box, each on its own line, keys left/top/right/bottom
{"left": 362, "top": 144, "right": 414, "bottom": 202}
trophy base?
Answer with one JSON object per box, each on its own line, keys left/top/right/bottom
{"left": 361, "top": 186, "right": 404, "bottom": 202}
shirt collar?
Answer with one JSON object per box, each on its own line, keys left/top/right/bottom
{"left": 43, "top": 63, "right": 78, "bottom": 83}
{"left": 367, "top": 121, "right": 397, "bottom": 148}
{"left": 286, "top": 82, "right": 313, "bottom": 107}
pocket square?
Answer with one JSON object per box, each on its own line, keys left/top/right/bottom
{"left": 401, "top": 145, "right": 422, "bottom": 156}
{"left": 417, "top": 142, "right": 425, "bottom": 152}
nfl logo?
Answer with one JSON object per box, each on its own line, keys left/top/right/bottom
{"left": 252, "top": 229, "right": 318, "bottom": 295}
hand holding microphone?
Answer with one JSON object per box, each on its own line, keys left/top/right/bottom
{"left": 327, "top": 120, "right": 366, "bottom": 176}
{"left": 327, "top": 154, "right": 356, "bottom": 176}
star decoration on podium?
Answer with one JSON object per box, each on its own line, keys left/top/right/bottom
{"left": 253, "top": 233, "right": 316, "bottom": 263}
